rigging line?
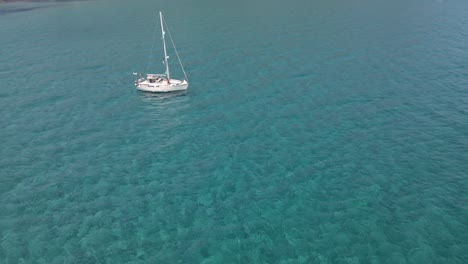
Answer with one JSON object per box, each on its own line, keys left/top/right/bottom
{"left": 163, "top": 17, "right": 189, "bottom": 82}
{"left": 145, "top": 11, "right": 160, "bottom": 74}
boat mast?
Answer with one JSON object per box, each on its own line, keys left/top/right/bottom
{"left": 160, "top": 11, "right": 170, "bottom": 81}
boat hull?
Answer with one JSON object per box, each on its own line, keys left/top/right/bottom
{"left": 136, "top": 80, "right": 188, "bottom": 93}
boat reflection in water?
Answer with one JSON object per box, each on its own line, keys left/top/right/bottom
{"left": 137, "top": 90, "right": 189, "bottom": 113}
{"left": 138, "top": 90, "right": 188, "bottom": 100}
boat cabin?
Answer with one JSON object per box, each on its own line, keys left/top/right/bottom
{"left": 147, "top": 74, "right": 166, "bottom": 83}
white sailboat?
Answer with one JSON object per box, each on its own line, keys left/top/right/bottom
{"left": 135, "top": 11, "right": 188, "bottom": 93}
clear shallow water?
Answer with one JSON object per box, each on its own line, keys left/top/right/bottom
{"left": 1, "top": 0, "right": 468, "bottom": 263}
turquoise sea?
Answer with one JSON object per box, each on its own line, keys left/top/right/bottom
{"left": 1, "top": 0, "right": 468, "bottom": 263}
